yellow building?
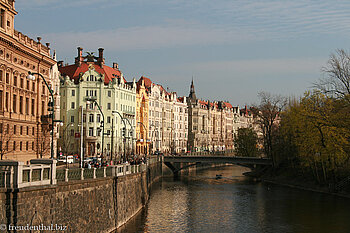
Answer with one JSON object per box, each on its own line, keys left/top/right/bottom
{"left": 136, "top": 77, "right": 150, "bottom": 155}
{"left": 0, "top": 1, "right": 58, "bottom": 162}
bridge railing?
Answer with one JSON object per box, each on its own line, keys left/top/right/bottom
{"left": 181, "top": 150, "right": 235, "bottom": 156}
{"left": 0, "top": 159, "right": 56, "bottom": 189}
{"left": 56, "top": 162, "right": 149, "bottom": 183}
{"left": 0, "top": 156, "right": 158, "bottom": 187}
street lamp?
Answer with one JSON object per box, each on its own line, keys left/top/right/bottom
{"left": 123, "top": 117, "right": 135, "bottom": 156}
{"left": 85, "top": 97, "right": 104, "bottom": 161}
{"left": 112, "top": 111, "right": 127, "bottom": 162}
{"left": 26, "top": 71, "right": 56, "bottom": 159}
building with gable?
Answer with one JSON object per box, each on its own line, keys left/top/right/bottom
{"left": 0, "top": 0, "right": 58, "bottom": 161}
{"left": 187, "top": 80, "right": 239, "bottom": 152}
{"left": 59, "top": 47, "right": 136, "bottom": 161}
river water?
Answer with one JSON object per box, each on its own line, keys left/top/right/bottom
{"left": 118, "top": 165, "right": 350, "bottom": 233}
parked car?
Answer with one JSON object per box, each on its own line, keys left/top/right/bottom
{"left": 58, "top": 155, "right": 74, "bottom": 164}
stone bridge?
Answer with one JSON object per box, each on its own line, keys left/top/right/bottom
{"left": 163, "top": 155, "right": 272, "bottom": 175}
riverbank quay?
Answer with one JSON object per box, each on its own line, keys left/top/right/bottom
{"left": 249, "top": 166, "right": 350, "bottom": 199}
{"left": 0, "top": 156, "right": 162, "bottom": 233}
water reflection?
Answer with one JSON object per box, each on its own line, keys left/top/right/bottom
{"left": 118, "top": 165, "right": 350, "bottom": 233}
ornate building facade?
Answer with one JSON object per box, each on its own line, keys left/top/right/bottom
{"left": 187, "top": 80, "right": 238, "bottom": 152}
{"left": 136, "top": 77, "right": 150, "bottom": 155}
{"left": 0, "top": 0, "right": 58, "bottom": 161}
{"left": 59, "top": 47, "right": 136, "bottom": 161}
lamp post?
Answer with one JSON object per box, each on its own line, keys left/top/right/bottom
{"left": 112, "top": 111, "right": 127, "bottom": 162}
{"left": 85, "top": 97, "right": 104, "bottom": 160}
{"left": 123, "top": 117, "right": 134, "bottom": 156}
{"left": 27, "top": 71, "right": 56, "bottom": 159}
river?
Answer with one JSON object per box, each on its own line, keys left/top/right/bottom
{"left": 117, "top": 165, "right": 350, "bottom": 233}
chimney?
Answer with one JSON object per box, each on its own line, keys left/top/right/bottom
{"left": 113, "top": 62, "right": 119, "bottom": 70}
{"left": 98, "top": 48, "right": 105, "bottom": 67}
{"left": 75, "top": 47, "right": 83, "bottom": 66}
{"left": 58, "top": 61, "right": 63, "bottom": 67}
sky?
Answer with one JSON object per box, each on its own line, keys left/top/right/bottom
{"left": 14, "top": 0, "right": 350, "bottom": 106}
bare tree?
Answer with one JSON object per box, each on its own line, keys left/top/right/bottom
{"left": 58, "top": 124, "right": 74, "bottom": 158}
{"left": 315, "top": 49, "right": 350, "bottom": 98}
{"left": 0, "top": 121, "right": 14, "bottom": 160}
{"left": 252, "top": 92, "right": 287, "bottom": 166}
{"left": 33, "top": 125, "right": 51, "bottom": 158}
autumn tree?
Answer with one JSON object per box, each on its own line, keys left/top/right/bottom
{"left": 234, "top": 127, "right": 258, "bottom": 157}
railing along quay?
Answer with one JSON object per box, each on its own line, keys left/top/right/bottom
{"left": 0, "top": 156, "right": 162, "bottom": 188}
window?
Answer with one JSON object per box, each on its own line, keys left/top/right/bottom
{"left": 94, "top": 90, "right": 97, "bottom": 96}
{"left": 72, "top": 90, "right": 75, "bottom": 96}
{"left": 5, "top": 73, "right": 9, "bottom": 84}
{"left": 20, "top": 78, "right": 23, "bottom": 88}
{"left": 89, "top": 127, "right": 94, "bottom": 136}
{"left": 32, "top": 142, "right": 34, "bottom": 150}
{"left": 5, "top": 92, "right": 8, "bottom": 111}
{"left": 26, "top": 142, "right": 28, "bottom": 151}
{"left": 13, "top": 94, "right": 16, "bottom": 113}
{"left": 42, "top": 101, "right": 45, "bottom": 115}
{"left": 32, "top": 81, "right": 35, "bottom": 92}
{"left": 97, "top": 114, "right": 100, "bottom": 122}
{"left": 89, "top": 114, "right": 94, "bottom": 123}
{"left": 26, "top": 126, "right": 29, "bottom": 135}
{"left": 13, "top": 76, "right": 17, "bottom": 86}
{"left": 13, "top": 141, "right": 16, "bottom": 151}
{"left": 107, "top": 116, "right": 111, "bottom": 124}
{"left": 70, "top": 129, "right": 74, "bottom": 136}
{"left": 83, "top": 114, "right": 86, "bottom": 123}
{"left": 26, "top": 80, "right": 29, "bottom": 90}
{"left": 25, "top": 98, "right": 29, "bottom": 114}
{"left": 13, "top": 125, "right": 16, "bottom": 134}
{"left": 107, "top": 130, "right": 110, "bottom": 135}
{"left": 0, "top": 90, "right": 2, "bottom": 111}
{"left": 107, "top": 103, "right": 111, "bottom": 110}
{"left": 20, "top": 126, "right": 23, "bottom": 135}
{"left": 108, "top": 90, "right": 111, "bottom": 97}
{"left": 90, "top": 90, "right": 93, "bottom": 96}
{"left": 19, "top": 96, "right": 23, "bottom": 114}
{"left": 32, "top": 127, "right": 35, "bottom": 136}
{"left": 31, "top": 99, "right": 35, "bottom": 116}
{"left": 0, "top": 9, "right": 4, "bottom": 28}
{"left": 0, "top": 70, "right": 2, "bottom": 82}
{"left": 20, "top": 141, "right": 22, "bottom": 151}
{"left": 71, "top": 102, "right": 75, "bottom": 109}
{"left": 86, "top": 90, "right": 89, "bottom": 96}
{"left": 70, "top": 116, "right": 74, "bottom": 123}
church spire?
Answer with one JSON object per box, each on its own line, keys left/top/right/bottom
{"left": 189, "top": 77, "right": 196, "bottom": 101}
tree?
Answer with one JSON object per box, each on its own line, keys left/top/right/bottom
{"left": 0, "top": 121, "right": 14, "bottom": 160}
{"left": 34, "top": 124, "right": 51, "bottom": 158}
{"left": 251, "top": 92, "right": 287, "bottom": 166}
{"left": 58, "top": 124, "right": 74, "bottom": 158}
{"left": 234, "top": 127, "right": 258, "bottom": 157}
{"left": 315, "top": 49, "right": 350, "bottom": 98}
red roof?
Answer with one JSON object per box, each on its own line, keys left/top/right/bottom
{"left": 59, "top": 62, "right": 124, "bottom": 84}
{"left": 222, "top": 102, "right": 233, "bottom": 109}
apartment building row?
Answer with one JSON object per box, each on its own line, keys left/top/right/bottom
{"left": 0, "top": 1, "right": 255, "bottom": 162}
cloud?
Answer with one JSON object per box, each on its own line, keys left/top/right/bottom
{"left": 42, "top": 22, "right": 254, "bottom": 53}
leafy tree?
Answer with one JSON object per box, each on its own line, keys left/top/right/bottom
{"left": 234, "top": 127, "right": 258, "bottom": 157}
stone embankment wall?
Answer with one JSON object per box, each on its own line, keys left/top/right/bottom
{"left": 0, "top": 161, "right": 162, "bottom": 233}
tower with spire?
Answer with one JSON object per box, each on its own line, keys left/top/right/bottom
{"left": 189, "top": 78, "right": 197, "bottom": 102}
